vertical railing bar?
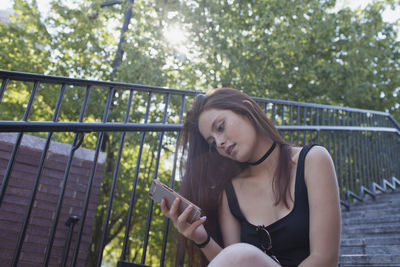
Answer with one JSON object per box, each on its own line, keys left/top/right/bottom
{"left": 96, "top": 89, "right": 135, "bottom": 267}
{"left": 12, "top": 83, "right": 66, "bottom": 266}
{"left": 78, "top": 86, "right": 92, "bottom": 122}
{"left": 386, "top": 134, "right": 395, "bottom": 178}
{"left": 303, "top": 107, "right": 307, "bottom": 145}
{"left": 272, "top": 103, "right": 276, "bottom": 124}
{"left": 338, "top": 111, "right": 346, "bottom": 199}
{"left": 355, "top": 115, "right": 364, "bottom": 191}
{"left": 381, "top": 132, "right": 390, "bottom": 180}
{"left": 360, "top": 130, "right": 368, "bottom": 188}
{"left": 351, "top": 131, "right": 358, "bottom": 194}
{"left": 327, "top": 109, "right": 331, "bottom": 126}
{"left": 160, "top": 94, "right": 187, "bottom": 267}
{"left": 394, "top": 135, "right": 399, "bottom": 175}
{"left": 142, "top": 93, "right": 171, "bottom": 264}
{"left": 370, "top": 133, "right": 378, "bottom": 185}
{"left": 296, "top": 105, "right": 300, "bottom": 145}
{"left": 343, "top": 111, "right": 351, "bottom": 199}
{"left": 376, "top": 131, "right": 385, "bottom": 182}
{"left": 289, "top": 105, "right": 293, "bottom": 143}
{"left": 71, "top": 87, "right": 115, "bottom": 267}
{"left": 281, "top": 105, "right": 285, "bottom": 126}
{"left": 360, "top": 115, "right": 367, "bottom": 189}
{"left": 367, "top": 132, "right": 374, "bottom": 187}
{"left": 322, "top": 110, "right": 327, "bottom": 149}
{"left": 0, "top": 80, "right": 39, "bottom": 207}
{"left": 0, "top": 78, "right": 9, "bottom": 104}
{"left": 309, "top": 107, "right": 314, "bottom": 144}
{"left": 61, "top": 216, "right": 79, "bottom": 267}
{"left": 325, "top": 109, "right": 329, "bottom": 153}
{"left": 43, "top": 86, "right": 91, "bottom": 267}
{"left": 43, "top": 85, "right": 92, "bottom": 266}
{"left": 338, "top": 131, "right": 344, "bottom": 201}
{"left": 373, "top": 132, "right": 382, "bottom": 184}
{"left": 363, "top": 115, "right": 372, "bottom": 187}
{"left": 120, "top": 92, "right": 153, "bottom": 261}
{"left": 386, "top": 133, "right": 394, "bottom": 179}
{"left": 348, "top": 114, "right": 355, "bottom": 194}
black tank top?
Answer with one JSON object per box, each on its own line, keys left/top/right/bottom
{"left": 225, "top": 144, "right": 315, "bottom": 266}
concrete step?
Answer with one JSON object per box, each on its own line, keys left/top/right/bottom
{"left": 346, "top": 200, "right": 400, "bottom": 211}
{"left": 341, "top": 223, "right": 400, "bottom": 237}
{"left": 339, "top": 254, "right": 400, "bottom": 266}
{"left": 339, "top": 190, "right": 400, "bottom": 266}
{"left": 340, "top": 244, "right": 400, "bottom": 255}
{"left": 342, "top": 214, "right": 400, "bottom": 225}
{"left": 342, "top": 190, "right": 400, "bottom": 209}
{"left": 341, "top": 234, "right": 400, "bottom": 247}
{"left": 341, "top": 207, "right": 400, "bottom": 219}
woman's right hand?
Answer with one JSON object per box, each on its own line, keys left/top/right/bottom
{"left": 161, "top": 197, "right": 208, "bottom": 245}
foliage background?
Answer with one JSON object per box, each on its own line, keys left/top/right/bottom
{"left": 0, "top": 0, "right": 399, "bottom": 266}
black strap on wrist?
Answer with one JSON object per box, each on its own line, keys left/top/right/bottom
{"left": 194, "top": 231, "right": 210, "bottom": 248}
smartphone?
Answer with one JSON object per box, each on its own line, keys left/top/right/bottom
{"left": 149, "top": 179, "right": 202, "bottom": 223}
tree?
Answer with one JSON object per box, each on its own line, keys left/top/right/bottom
{"left": 1, "top": 0, "right": 399, "bottom": 266}
{"left": 176, "top": 0, "right": 400, "bottom": 121}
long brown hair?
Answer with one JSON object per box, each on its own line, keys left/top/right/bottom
{"left": 176, "top": 88, "right": 293, "bottom": 266}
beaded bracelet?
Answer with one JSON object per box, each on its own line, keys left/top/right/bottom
{"left": 194, "top": 231, "right": 210, "bottom": 248}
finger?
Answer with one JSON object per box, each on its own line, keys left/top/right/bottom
{"left": 169, "top": 198, "right": 180, "bottom": 219}
{"left": 177, "top": 205, "right": 194, "bottom": 226}
{"left": 182, "top": 216, "right": 207, "bottom": 239}
{"left": 160, "top": 199, "right": 170, "bottom": 217}
{"left": 187, "top": 216, "right": 207, "bottom": 233}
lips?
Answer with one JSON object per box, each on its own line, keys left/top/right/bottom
{"left": 226, "top": 144, "right": 235, "bottom": 156}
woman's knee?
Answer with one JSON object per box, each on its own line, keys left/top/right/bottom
{"left": 208, "top": 243, "right": 278, "bottom": 267}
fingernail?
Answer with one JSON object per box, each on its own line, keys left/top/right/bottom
{"left": 201, "top": 216, "right": 207, "bottom": 220}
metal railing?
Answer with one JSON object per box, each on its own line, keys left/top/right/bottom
{"left": 0, "top": 70, "right": 399, "bottom": 267}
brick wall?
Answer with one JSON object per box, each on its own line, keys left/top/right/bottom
{"left": 0, "top": 133, "right": 106, "bottom": 266}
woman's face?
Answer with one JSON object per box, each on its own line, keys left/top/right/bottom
{"left": 198, "top": 108, "right": 259, "bottom": 162}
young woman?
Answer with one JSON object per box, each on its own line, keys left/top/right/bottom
{"left": 161, "top": 88, "right": 341, "bottom": 267}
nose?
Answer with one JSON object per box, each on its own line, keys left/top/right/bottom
{"left": 215, "top": 134, "right": 225, "bottom": 148}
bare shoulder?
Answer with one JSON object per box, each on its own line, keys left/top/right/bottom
{"left": 305, "top": 145, "right": 334, "bottom": 167}
{"left": 304, "top": 145, "right": 337, "bottom": 184}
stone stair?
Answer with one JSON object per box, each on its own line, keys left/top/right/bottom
{"left": 339, "top": 189, "right": 400, "bottom": 266}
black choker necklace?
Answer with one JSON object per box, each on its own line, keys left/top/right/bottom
{"left": 248, "top": 142, "right": 277, "bottom": 166}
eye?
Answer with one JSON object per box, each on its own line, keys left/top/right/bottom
{"left": 217, "top": 121, "right": 224, "bottom": 132}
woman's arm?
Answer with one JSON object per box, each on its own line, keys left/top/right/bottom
{"left": 160, "top": 189, "right": 241, "bottom": 262}
{"left": 299, "top": 146, "right": 341, "bottom": 267}
{"left": 160, "top": 197, "right": 223, "bottom": 261}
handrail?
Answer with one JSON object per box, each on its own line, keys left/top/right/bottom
{"left": 0, "top": 70, "right": 398, "bottom": 267}
{"left": 0, "top": 121, "right": 398, "bottom": 135}
{"left": 0, "top": 70, "right": 201, "bottom": 95}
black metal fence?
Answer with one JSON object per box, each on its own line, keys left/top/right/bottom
{"left": 0, "top": 70, "right": 399, "bottom": 267}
